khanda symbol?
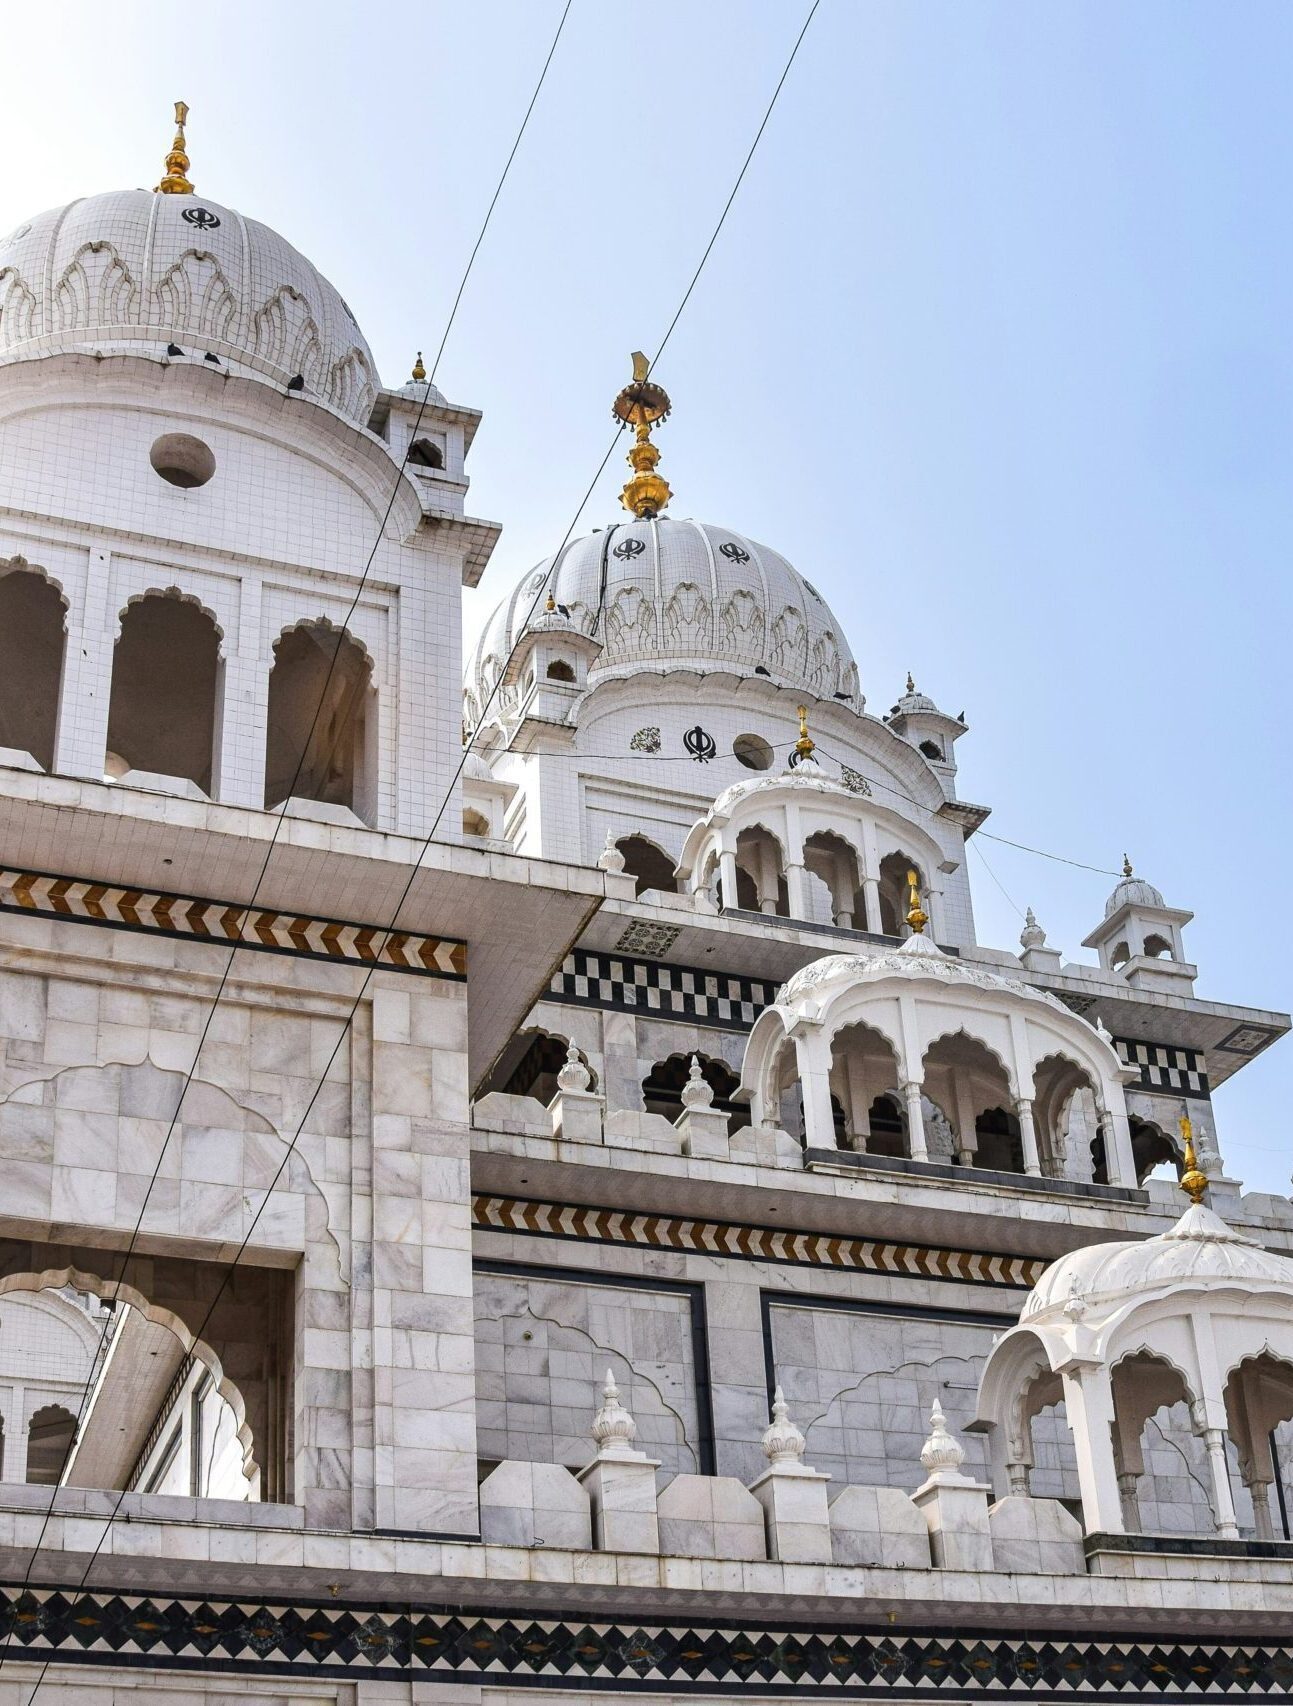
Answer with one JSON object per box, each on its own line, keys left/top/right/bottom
{"left": 684, "top": 726, "right": 717, "bottom": 763}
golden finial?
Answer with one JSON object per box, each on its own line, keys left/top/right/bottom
{"left": 906, "top": 868, "right": 928, "bottom": 935}
{"left": 612, "top": 351, "right": 672, "bottom": 520}
{"left": 155, "top": 101, "right": 195, "bottom": 196}
{"left": 1122, "top": 854, "right": 1133, "bottom": 878}
{"left": 1178, "top": 1115, "right": 1207, "bottom": 1206}
{"left": 544, "top": 591, "right": 556, "bottom": 613}
{"left": 906, "top": 672, "right": 915, "bottom": 694}
{"left": 411, "top": 351, "right": 427, "bottom": 382}
{"left": 794, "top": 705, "right": 815, "bottom": 761}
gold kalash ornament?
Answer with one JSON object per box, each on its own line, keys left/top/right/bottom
{"left": 1178, "top": 1115, "right": 1208, "bottom": 1207}
{"left": 612, "top": 352, "right": 672, "bottom": 519}
{"left": 906, "top": 870, "right": 928, "bottom": 935}
{"left": 155, "top": 101, "right": 195, "bottom": 196}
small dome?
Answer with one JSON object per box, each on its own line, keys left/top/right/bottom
{"left": 1023, "top": 1203, "right": 1293, "bottom": 1321}
{"left": 1104, "top": 870, "right": 1166, "bottom": 917}
{"left": 466, "top": 516, "right": 859, "bottom": 718}
{"left": 0, "top": 189, "right": 378, "bottom": 423}
{"left": 776, "top": 932, "right": 1071, "bottom": 1015}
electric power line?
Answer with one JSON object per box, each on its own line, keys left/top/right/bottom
{"left": 7, "top": 1, "right": 824, "bottom": 1679}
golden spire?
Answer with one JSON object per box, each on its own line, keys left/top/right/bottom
{"left": 906, "top": 869, "right": 928, "bottom": 935}
{"left": 906, "top": 672, "right": 915, "bottom": 694}
{"left": 1178, "top": 1115, "right": 1207, "bottom": 1206}
{"left": 793, "top": 704, "right": 817, "bottom": 762}
{"left": 155, "top": 101, "right": 195, "bottom": 196}
{"left": 612, "top": 351, "right": 672, "bottom": 519}
{"left": 411, "top": 351, "right": 427, "bottom": 382}
{"left": 1122, "top": 853, "right": 1133, "bottom": 878}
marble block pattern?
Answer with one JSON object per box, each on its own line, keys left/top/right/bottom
{"left": 473, "top": 1269, "right": 702, "bottom": 1476}
{"left": 987, "top": 1494, "right": 1086, "bottom": 1575}
{"left": 657, "top": 1472, "right": 766, "bottom": 1560}
{"left": 829, "top": 1483, "right": 930, "bottom": 1568}
{"left": 478, "top": 1459, "right": 592, "bottom": 1550}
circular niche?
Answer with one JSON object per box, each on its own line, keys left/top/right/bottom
{"left": 150, "top": 433, "right": 216, "bottom": 489}
{"left": 733, "top": 733, "right": 774, "bottom": 771}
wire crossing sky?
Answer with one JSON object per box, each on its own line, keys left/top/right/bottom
{"left": 1, "top": 0, "right": 1288, "bottom": 1193}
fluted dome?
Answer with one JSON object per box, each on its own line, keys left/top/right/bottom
{"left": 1104, "top": 871, "right": 1166, "bottom": 917}
{"left": 0, "top": 190, "right": 378, "bottom": 423}
{"left": 1023, "top": 1203, "right": 1293, "bottom": 1321}
{"left": 466, "top": 516, "right": 858, "bottom": 715}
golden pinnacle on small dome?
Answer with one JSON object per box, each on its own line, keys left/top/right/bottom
{"left": 155, "top": 100, "right": 195, "bottom": 196}
{"left": 794, "top": 705, "right": 815, "bottom": 761}
{"left": 1178, "top": 1115, "right": 1208, "bottom": 1206}
{"left": 906, "top": 869, "right": 928, "bottom": 935}
{"left": 1122, "top": 854, "right": 1134, "bottom": 878}
{"left": 411, "top": 351, "right": 427, "bottom": 382}
{"left": 612, "top": 350, "right": 672, "bottom": 520}
{"left": 544, "top": 591, "right": 556, "bottom": 613}
{"left": 906, "top": 672, "right": 916, "bottom": 694}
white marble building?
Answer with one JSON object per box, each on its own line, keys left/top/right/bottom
{"left": 0, "top": 105, "right": 1288, "bottom": 1706}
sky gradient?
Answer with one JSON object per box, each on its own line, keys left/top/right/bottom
{"left": 3, "top": 1, "right": 1289, "bottom": 1190}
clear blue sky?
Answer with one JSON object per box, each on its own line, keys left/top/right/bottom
{"left": 4, "top": 2, "right": 1289, "bottom": 1190}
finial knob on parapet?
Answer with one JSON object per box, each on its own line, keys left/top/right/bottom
{"left": 597, "top": 830, "right": 626, "bottom": 874}
{"left": 1019, "top": 907, "right": 1046, "bottom": 951}
{"left": 155, "top": 100, "right": 194, "bottom": 195}
{"left": 591, "top": 1368, "right": 639, "bottom": 1457}
{"left": 557, "top": 1042, "right": 592, "bottom": 1094}
{"left": 1179, "top": 1114, "right": 1208, "bottom": 1206}
{"left": 680, "top": 1054, "right": 714, "bottom": 1110}
{"left": 612, "top": 352, "right": 672, "bottom": 519}
{"left": 919, "top": 1399, "right": 966, "bottom": 1474}
{"left": 762, "top": 1385, "right": 807, "bottom": 1466}
{"left": 906, "top": 869, "right": 928, "bottom": 936}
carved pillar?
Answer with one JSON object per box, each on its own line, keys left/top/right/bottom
{"left": 1015, "top": 1097, "right": 1043, "bottom": 1177}
{"left": 861, "top": 875, "right": 883, "bottom": 935}
{"left": 1060, "top": 1364, "right": 1124, "bottom": 1535}
{"left": 785, "top": 861, "right": 808, "bottom": 920}
{"left": 718, "top": 848, "right": 738, "bottom": 912}
{"left": 902, "top": 1080, "right": 929, "bottom": 1163}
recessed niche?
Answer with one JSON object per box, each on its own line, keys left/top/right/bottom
{"left": 150, "top": 433, "right": 216, "bottom": 489}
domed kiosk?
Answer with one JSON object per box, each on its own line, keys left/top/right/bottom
{"left": 973, "top": 1132, "right": 1293, "bottom": 1540}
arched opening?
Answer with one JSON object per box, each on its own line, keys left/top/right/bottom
{"left": 642, "top": 1053, "right": 749, "bottom": 1132}
{"left": 919, "top": 738, "right": 943, "bottom": 762}
{"left": 1129, "top": 1115, "right": 1181, "bottom": 1186}
{"left": 877, "top": 851, "right": 923, "bottom": 937}
{"left": 735, "top": 825, "right": 788, "bottom": 917}
{"left": 26, "top": 1404, "right": 76, "bottom": 1486}
{"left": 828, "top": 1021, "right": 904, "bottom": 1156}
{"left": 1143, "top": 933, "right": 1173, "bottom": 960}
{"left": 478, "top": 1028, "right": 595, "bottom": 1107}
{"left": 1224, "top": 1352, "right": 1293, "bottom": 1540}
{"left": 0, "top": 567, "right": 66, "bottom": 772}
{"left": 0, "top": 1283, "right": 251, "bottom": 1499}
{"left": 1032, "top": 1054, "right": 1100, "bottom": 1181}
{"left": 921, "top": 1031, "right": 1018, "bottom": 1170}
{"left": 1110, "top": 940, "right": 1131, "bottom": 969}
{"left": 462, "top": 807, "right": 491, "bottom": 837}
{"left": 614, "top": 835, "right": 677, "bottom": 898}
{"left": 408, "top": 438, "right": 444, "bottom": 470}
{"left": 1111, "top": 1351, "right": 1211, "bottom": 1537}
{"left": 106, "top": 592, "right": 220, "bottom": 792}
{"left": 803, "top": 830, "right": 862, "bottom": 928}
{"left": 545, "top": 658, "right": 576, "bottom": 683}
{"left": 265, "top": 623, "right": 376, "bottom": 824}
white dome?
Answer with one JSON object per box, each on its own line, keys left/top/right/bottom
{"left": 1023, "top": 1203, "right": 1293, "bottom": 1321}
{"left": 1104, "top": 872, "right": 1166, "bottom": 917}
{"left": 776, "top": 932, "right": 1072, "bottom": 1014}
{"left": 466, "top": 516, "right": 859, "bottom": 717}
{"left": 0, "top": 190, "right": 378, "bottom": 424}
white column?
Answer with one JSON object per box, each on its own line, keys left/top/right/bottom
{"left": 1015, "top": 1097, "right": 1043, "bottom": 1177}
{"left": 1102, "top": 1105, "right": 1138, "bottom": 1188}
{"left": 902, "top": 1080, "right": 929, "bottom": 1162}
{"left": 758, "top": 842, "right": 778, "bottom": 914}
{"left": 785, "top": 861, "right": 808, "bottom": 919}
{"left": 53, "top": 545, "right": 114, "bottom": 780}
{"left": 719, "top": 848, "right": 738, "bottom": 911}
{"left": 213, "top": 575, "right": 268, "bottom": 809}
{"left": 794, "top": 1031, "right": 835, "bottom": 1151}
{"left": 1060, "top": 1365, "right": 1124, "bottom": 1535}
{"left": 1200, "top": 1427, "right": 1240, "bottom": 1539}
{"left": 861, "top": 875, "right": 883, "bottom": 934}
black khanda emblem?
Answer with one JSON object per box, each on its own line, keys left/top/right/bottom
{"left": 684, "top": 725, "right": 717, "bottom": 763}
{"left": 718, "top": 541, "right": 751, "bottom": 564}
{"left": 613, "top": 537, "right": 646, "bottom": 559}
{"left": 181, "top": 206, "right": 221, "bottom": 230}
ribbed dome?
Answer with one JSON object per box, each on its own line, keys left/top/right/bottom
{"left": 1104, "top": 872, "right": 1166, "bottom": 917}
{"left": 1023, "top": 1203, "right": 1293, "bottom": 1320}
{"left": 0, "top": 190, "right": 378, "bottom": 423}
{"left": 466, "top": 516, "right": 859, "bottom": 719}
